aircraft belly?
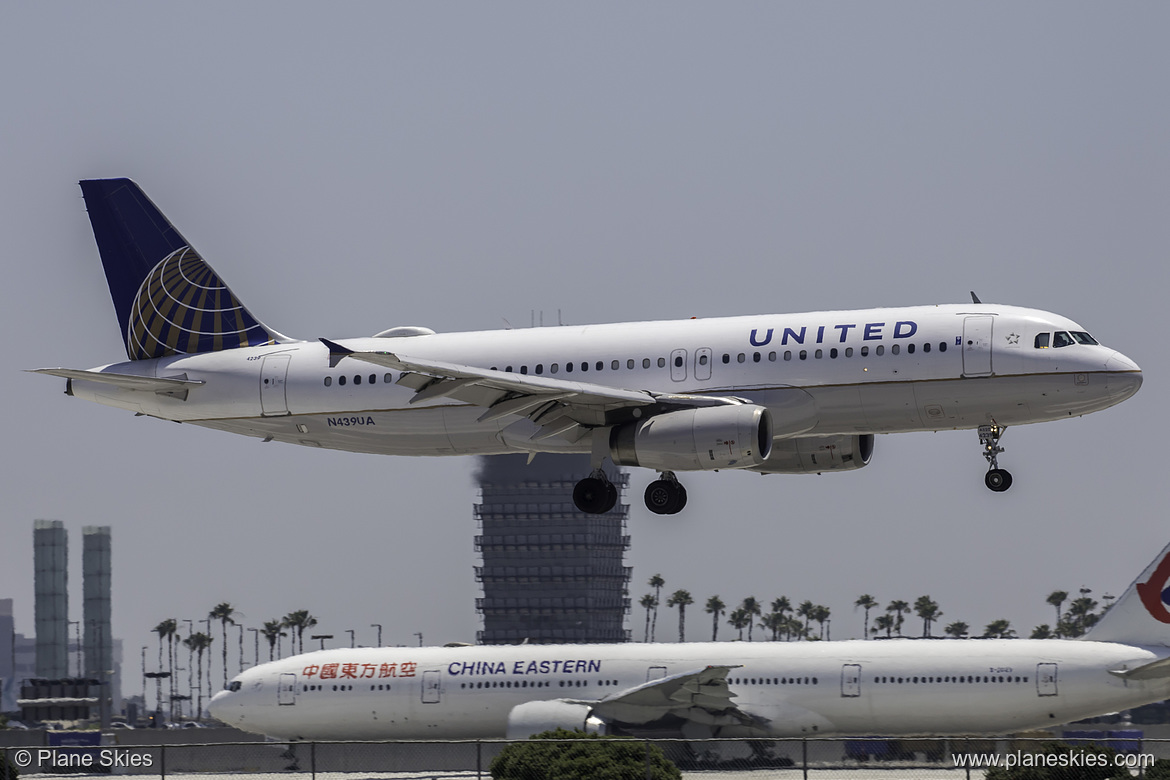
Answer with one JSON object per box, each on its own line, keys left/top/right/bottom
{"left": 191, "top": 406, "right": 515, "bottom": 457}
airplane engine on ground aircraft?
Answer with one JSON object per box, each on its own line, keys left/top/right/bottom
{"left": 505, "top": 700, "right": 608, "bottom": 739}
{"left": 748, "top": 434, "right": 875, "bottom": 475}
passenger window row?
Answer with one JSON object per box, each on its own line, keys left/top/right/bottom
{"left": 324, "top": 373, "right": 394, "bottom": 387}
{"left": 320, "top": 336, "right": 957, "bottom": 388}
{"left": 873, "top": 674, "right": 1029, "bottom": 684}
{"left": 730, "top": 676, "right": 817, "bottom": 685}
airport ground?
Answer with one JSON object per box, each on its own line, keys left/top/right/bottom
{"left": 3, "top": 727, "right": 1170, "bottom": 778}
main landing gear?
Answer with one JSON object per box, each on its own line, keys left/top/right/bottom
{"left": 644, "top": 471, "right": 687, "bottom": 515}
{"left": 572, "top": 469, "right": 618, "bottom": 514}
{"left": 571, "top": 469, "right": 689, "bottom": 515}
{"left": 979, "top": 423, "right": 1013, "bottom": 493}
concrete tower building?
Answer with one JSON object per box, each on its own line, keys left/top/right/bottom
{"left": 33, "top": 519, "right": 69, "bottom": 679}
{"left": 82, "top": 526, "right": 112, "bottom": 680}
{"left": 475, "top": 454, "right": 631, "bottom": 645}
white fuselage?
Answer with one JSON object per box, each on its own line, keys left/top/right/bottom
{"left": 209, "top": 639, "right": 1170, "bottom": 740}
{"left": 68, "top": 304, "right": 1141, "bottom": 460}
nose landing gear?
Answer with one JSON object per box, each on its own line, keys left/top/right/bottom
{"left": 979, "top": 423, "right": 1013, "bottom": 492}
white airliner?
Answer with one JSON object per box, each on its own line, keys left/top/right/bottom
{"left": 210, "top": 541, "right": 1170, "bottom": 739}
{"left": 34, "top": 179, "right": 1141, "bottom": 514}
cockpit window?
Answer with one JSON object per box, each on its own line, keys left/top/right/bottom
{"left": 1052, "top": 331, "right": 1075, "bottom": 348}
{"left": 1034, "top": 333, "right": 1050, "bottom": 349}
{"left": 228, "top": 681, "right": 242, "bottom": 692}
{"left": 1070, "top": 331, "right": 1099, "bottom": 345}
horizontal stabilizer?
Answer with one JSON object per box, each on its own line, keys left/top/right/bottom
{"left": 1109, "top": 655, "right": 1170, "bottom": 681}
{"left": 29, "top": 368, "right": 203, "bottom": 398}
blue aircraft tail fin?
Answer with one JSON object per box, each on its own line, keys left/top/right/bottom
{"left": 79, "top": 178, "right": 287, "bottom": 360}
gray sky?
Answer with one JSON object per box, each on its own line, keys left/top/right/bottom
{"left": 2, "top": 3, "right": 1167, "bottom": 673}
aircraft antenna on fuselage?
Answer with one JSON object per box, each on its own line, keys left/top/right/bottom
{"left": 970, "top": 291, "right": 982, "bottom": 304}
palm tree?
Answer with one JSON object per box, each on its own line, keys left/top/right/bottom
{"left": 1066, "top": 595, "right": 1099, "bottom": 637}
{"left": 872, "top": 613, "right": 895, "bottom": 638}
{"left": 639, "top": 595, "right": 657, "bottom": 643}
{"left": 771, "top": 597, "right": 792, "bottom": 639}
{"left": 705, "top": 596, "right": 726, "bottom": 641}
{"left": 759, "top": 611, "right": 784, "bottom": 641}
{"left": 913, "top": 595, "right": 942, "bottom": 638}
{"left": 741, "top": 597, "right": 762, "bottom": 641}
{"left": 854, "top": 595, "right": 878, "bottom": 639}
{"left": 666, "top": 590, "right": 694, "bottom": 642}
{"left": 1046, "top": 591, "right": 1068, "bottom": 637}
{"left": 887, "top": 600, "right": 909, "bottom": 637}
{"left": 208, "top": 603, "right": 239, "bottom": 690}
{"left": 728, "top": 607, "right": 750, "bottom": 640}
{"left": 152, "top": 619, "right": 176, "bottom": 716}
{"left": 811, "top": 605, "right": 831, "bottom": 640}
{"left": 648, "top": 574, "right": 665, "bottom": 642}
{"left": 183, "top": 632, "right": 213, "bottom": 718}
{"left": 261, "top": 620, "right": 286, "bottom": 661}
{"left": 796, "top": 600, "right": 816, "bottom": 641}
{"left": 283, "top": 610, "right": 318, "bottom": 654}
{"left": 1030, "top": 624, "right": 1053, "bottom": 639}
{"left": 943, "top": 621, "right": 969, "bottom": 639}
{"left": 785, "top": 615, "right": 807, "bottom": 641}
{"left": 981, "top": 619, "right": 1016, "bottom": 638}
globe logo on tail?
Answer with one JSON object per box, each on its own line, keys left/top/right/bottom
{"left": 1136, "top": 553, "right": 1170, "bottom": 623}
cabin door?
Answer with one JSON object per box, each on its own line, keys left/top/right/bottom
{"left": 694, "top": 348, "right": 712, "bottom": 381}
{"left": 670, "top": 349, "right": 688, "bottom": 382}
{"left": 260, "top": 354, "right": 291, "bottom": 416}
{"left": 1036, "top": 663, "right": 1058, "bottom": 696}
{"left": 421, "top": 670, "right": 442, "bottom": 704}
{"left": 841, "top": 664, "right": 861, "bottom": 697}
{"left": 278, "top": 673, "right": 297, "bottom": 706}
{"left": 962, "top": 316, "right": 994, "bottom": 377}
{"left": 646, "top": 666, "right": 668, "bottom": 682}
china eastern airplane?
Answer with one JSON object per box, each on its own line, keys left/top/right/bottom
{"left": 33, "top": 179, "right": 1141, "bottom": 514}
{"left": 210, "top": 541, "right": 1170, "bottom": 739}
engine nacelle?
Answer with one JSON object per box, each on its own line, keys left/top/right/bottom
{"left": 505, "top": 700, "right": 608, "bottom": 739}
{"left": 610, "top": 404, "right": 773, "bottom": 472}
{"left": 748, "top": 434, "right": 874, "bottom": 474}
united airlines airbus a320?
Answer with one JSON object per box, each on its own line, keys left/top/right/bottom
{"left": 34, "top": 179, "right": 1141, "bottom": 514}
{"left": 210, "top": 541, "right": 1170, "bottom": 739}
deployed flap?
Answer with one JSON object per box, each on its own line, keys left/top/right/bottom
{"left": 587, "top": 665, "right": 760, "bottom": 728}
{"left": 29, "top": 368, "right": 203, "bottom": 394}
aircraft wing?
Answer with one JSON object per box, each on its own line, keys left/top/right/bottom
{"left": 28, "top": 368, "right": 203, "bottom": 396}
{"left": 320, "top": 339, "right": 745, "bottom": 438}
{"left": 581, "top": 665, "right": 764, "bottom": 729}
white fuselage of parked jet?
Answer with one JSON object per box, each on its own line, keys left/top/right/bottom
{"left": 209, "top": 638, "right": 1170, "bottom": 741}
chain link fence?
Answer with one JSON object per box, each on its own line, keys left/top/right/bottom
{"left": 1, "top": 735, "right": 1166, "bottom": 778}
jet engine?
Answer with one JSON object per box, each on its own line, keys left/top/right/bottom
{"left": 609, "top": 404, "right": 772, "bottom": 472}
{"left": 505, "top": 700, "right": 608, "bottom": 739}
{"left": 749, "top": 434, "right": 874, "bottom": 474}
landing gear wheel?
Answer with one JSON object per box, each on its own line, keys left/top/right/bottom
{"left": 645, "top": 473, "right": 687, "bottom": 515}
{"left": 985, "top": 469, "right": 1013, "bottom": 492}
{"left": 573, "top": 471, "right": 617, "bottom": 514}
{"left": 977, "top": 422, "right": 1013, "bottom": 493}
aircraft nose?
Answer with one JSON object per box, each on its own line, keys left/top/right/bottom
{"left": 208, "top": 689, "right": 233, "bottom": 721}
{"left": 1105, "top": 351, "right": 1143, "bottom": 400}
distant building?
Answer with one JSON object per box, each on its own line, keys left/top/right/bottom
{"left": 475, "top": 454, "right": 631, "bottom": 644}
{"left": 1, "top": 599, "right": 43, "bottom": 713}
{"left": 82, "top": 526, "right": 113, "bottom": 681}
{"left": 33, "top": 519, "right": 68, "bottom": 679}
